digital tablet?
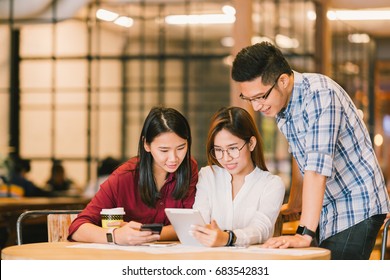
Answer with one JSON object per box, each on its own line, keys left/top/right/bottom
{"left": 165, "top": 208, "right": 206, "bottom": 246}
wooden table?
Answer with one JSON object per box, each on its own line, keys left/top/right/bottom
{"left": 0, "top": 197, "right": 90, "bottom": 247}
{"left": 0, "top": 197, "right": 90, "bottom": 212}
{"left": 1, "top": 241, "right": 331, "bottom": 260}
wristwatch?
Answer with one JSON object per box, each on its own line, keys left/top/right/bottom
{"left": 106, "top": 227, "right": 117, "bottom": 244}
{"left": 296, "top": 225, "right": 316, "bottom": 238}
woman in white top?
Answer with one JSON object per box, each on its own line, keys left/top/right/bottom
{"left": 192, "top": 106, "right": 285, "bottom": 247}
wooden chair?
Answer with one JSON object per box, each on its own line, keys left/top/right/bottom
{"left": 16, "top": 209, "right": 82, "bottom": 245}
{"left": 273, "top": 213, "right": 283, "bottom": 237}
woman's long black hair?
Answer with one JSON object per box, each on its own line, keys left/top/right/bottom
{"left": 137, "top": 106, "right": 192, "bottom": 208}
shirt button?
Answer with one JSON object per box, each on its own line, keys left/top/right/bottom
{"left": 160, "top": 202, "right": 163, "bottom": 206}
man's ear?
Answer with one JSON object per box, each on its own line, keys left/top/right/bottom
{"left": 249, "top": 136, "right": 257, "bottom": 151}
{"left": 280, "top": 73, "right": 290, "bottom": 89}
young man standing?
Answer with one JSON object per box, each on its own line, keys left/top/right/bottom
{"left": 231, "top": 42, "right": 390, "bottom": 259}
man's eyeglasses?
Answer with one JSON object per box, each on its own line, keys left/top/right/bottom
{"left": 239, "top": 74, "right": 281, "bottom": 104}
{"left": 210, "top": 142, "right": 248, "bottom": 160}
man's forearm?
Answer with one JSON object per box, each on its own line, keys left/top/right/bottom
{"left": 299, "top": 170, "right": 326, "bottom": 232}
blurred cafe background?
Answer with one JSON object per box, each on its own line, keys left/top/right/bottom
{"left": 0, "top": 0, "right": 389, "bottom": 246}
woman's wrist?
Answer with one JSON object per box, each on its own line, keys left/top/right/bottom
{"left": 218, "top": 231, "right": 230, "bottom": 246}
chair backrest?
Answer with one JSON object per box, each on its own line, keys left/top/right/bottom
{"left": 47, "top": 213, "right": 79, "bottom": 242}
{"left": 381, "top": 218, "right": 390, "bottom": 260}
{"left": 16, "top": 209, "right": 82, "bottom": 245}
{"left": 273, "top": 213, "right": 283, "bottom": 237}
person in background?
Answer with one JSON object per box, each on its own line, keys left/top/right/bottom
{"left": 9, "top": 156, "right": 49, "bottom": 197}
{"left": 45, "top": 160, "right": 80, "bottom": 196}
{"left": 191, "top": 106, "right": 285, "bottom": 247}
{"left": 69, "top": 106, "right": 198, "bottom": 245}
{"left": 231, "top": 41, "right": 390, "bottom": 259}
{"left": 84, "top": 156, "right": 122, "bottom": 198}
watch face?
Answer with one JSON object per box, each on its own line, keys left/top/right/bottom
{"left": 296, "top": 225, "right": 305, "bottom": 235}
{"left": 106, "top": 233, "right": 113, "bottom": 243}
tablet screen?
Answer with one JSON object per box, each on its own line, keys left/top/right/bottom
{"left": 165, "top": 208, "right": 206, "bottom": 246}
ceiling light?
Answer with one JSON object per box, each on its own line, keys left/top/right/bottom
{"left": 222, "top": 5, "right": 236, "bottom": 16}
{"left": 374, "top": 134, "right": 383, "bottom": 147}
{"left": 165, "top": 14, "right": 236, "bottom": 25}
{"left": 339, "top": 62, "right": 359, "bottom": 75}
{"left": 252, "top": 36, "right": 273, "bottom": 45}
{"left": 223, "top": 55, "right": 234, "bottom": 66}
{"left": 114, "top": 16, "right": 134, "bottom": 28}
{"left": 275, "top": 34, "right": 299, "bottom": 49}
{"left": 307, "top": 11, "right": 316, "bottom": 21}
{"left": 348, "top": 33, "right": 370, "bottom": 44}
{"left": 96, "top": 8, "right": 119, "bottom": 22}
{"left": 327, "top": 10, "right": 390, "bottom": 21}
{"left": 221, "top": 37, "right": 234, "bottom": 47}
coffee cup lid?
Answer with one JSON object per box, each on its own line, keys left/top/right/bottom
{"left": 100, "top": 207, "right": 125, "bottom": 215}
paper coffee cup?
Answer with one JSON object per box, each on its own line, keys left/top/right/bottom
{"left": 100, "top": 207, "right": 125, "bottom": 228}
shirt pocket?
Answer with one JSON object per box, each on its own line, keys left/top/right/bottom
{"left": 294, "top": 117, "right": 307, "bottom": 135}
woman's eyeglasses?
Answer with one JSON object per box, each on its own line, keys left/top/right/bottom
{"left": 210, "top": 142, "right": 248, "bottom": 160}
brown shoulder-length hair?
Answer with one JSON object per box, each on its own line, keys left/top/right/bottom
{"left": 206, "top": 106, "right": 268, "bottom": 171}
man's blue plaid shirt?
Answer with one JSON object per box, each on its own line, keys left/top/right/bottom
{"left": 276, "top": 71, "right": 390, "bottom": 243}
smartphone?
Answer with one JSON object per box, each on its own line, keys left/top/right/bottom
{"left": 140, "top": 223, "right": 163, "bottom": 234}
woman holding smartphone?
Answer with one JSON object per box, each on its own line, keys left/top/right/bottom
{"left": 192, "top": 106, "right": 285, "bottom": 247}
{"left": 69, "top": 106, "right": 198, "bottom": 245}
